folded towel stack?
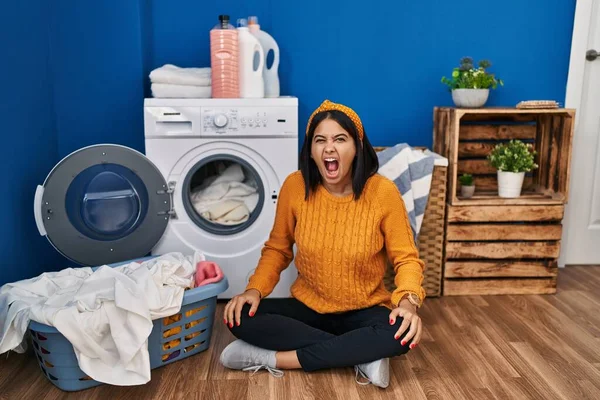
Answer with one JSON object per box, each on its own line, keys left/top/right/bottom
{"left": 150, "top": 64, "right": 212, "bottom": 98}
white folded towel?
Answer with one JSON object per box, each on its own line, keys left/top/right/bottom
{"left": 151, "top": 83, "right": 211, "bottom": 98}
{"left": 149, "top": 64, "right": 211, "bottom": 86}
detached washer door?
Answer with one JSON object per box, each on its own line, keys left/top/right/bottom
{"left": 34, "top": 144, "right": 171, "bottom": 266}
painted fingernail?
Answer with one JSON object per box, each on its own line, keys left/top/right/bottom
{"left": 250, "top": 312, "right": 255, "bottom": 317}
{"left": 410, "top": 343, "right": 416, "bottom": 349}
{"left": 229, "top": 323, "right": 233, "bottom": 328}
{"left": 236, "top": 321, "right": 240, "bottom": 326}
{"left": 389, "top": 319, "right": 394, "bottom": 325}
{"left": 394, "top": 334, "right": 399, "bottom": 340}
{"left": 401, "top": 341, "right": 406, "bottom": 346}
{"left": 223, "top": 318, "right": 227, "bottom": 324}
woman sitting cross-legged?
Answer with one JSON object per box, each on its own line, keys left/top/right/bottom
{"left": 219, "top": 99, "right": 426, "bottom": 388}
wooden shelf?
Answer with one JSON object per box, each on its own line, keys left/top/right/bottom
{"left": 444, "top": 260, "right": 558, "bottom": 278}
{"left": 433, "top": 107, "right": 575, "bottom": 206}
{"left": 435, "top": 106, "right": 575, "bottom": 115}
{"left": 446, "top": 204, "right": 565, "bottom": 223}
{"left": 443, "top": 277, "right": 558, "bottom": 296}
{"left": 453, "top": 190, "right": 565, "bottom": 206}
{"left": 442, "top": 203, "right": 563, "bottom": 296}
{"left": 433, "top": 107, "right": 575, "bottom": 296}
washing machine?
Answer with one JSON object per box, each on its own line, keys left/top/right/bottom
{"left": 34, "top": 97, "right": 299, "bottom": 299}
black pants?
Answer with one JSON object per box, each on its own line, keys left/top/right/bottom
{"left": 228, "top": 298, "right": 411, "bottom": 372}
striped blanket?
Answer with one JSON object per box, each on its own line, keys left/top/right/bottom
{"left": 377, "top": 144, "right": 448, "bottom": 240}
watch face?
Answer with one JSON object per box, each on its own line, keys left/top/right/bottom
{"left": 409, "top": 294, "right": 420, "bottom": 306}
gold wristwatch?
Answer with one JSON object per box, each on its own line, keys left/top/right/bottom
{"left": 401, "top": 292, "right": 422, "bottom": 308}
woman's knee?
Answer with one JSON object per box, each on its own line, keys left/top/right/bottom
{"left": 227, "top": 303, "right": 255, "bottom": 336}
{"left": 374, "top": 321, "right": 412, "bottom": 356}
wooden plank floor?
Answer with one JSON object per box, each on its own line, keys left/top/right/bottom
{"left": 1, "top": 266, "right": 600, "bottom": 399}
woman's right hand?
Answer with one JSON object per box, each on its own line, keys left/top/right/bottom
{"left": 223, "top": 288, "right": 261, "bottom": 328}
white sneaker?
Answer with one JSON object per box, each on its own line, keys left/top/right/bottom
{"left": 354, "top": 358, "right": 390, "bottom": 388}
{"left": 220, "top": 339, "right": 283, "bottom": 377}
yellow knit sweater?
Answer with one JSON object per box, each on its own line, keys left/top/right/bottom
{"left": 246, "top": 171, "right": 426, "bottom": 313}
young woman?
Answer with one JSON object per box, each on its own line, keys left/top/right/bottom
{"left": 220, "top": 100, "right": 425, "bottom": 388}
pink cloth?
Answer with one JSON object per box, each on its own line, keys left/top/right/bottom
{"left": 194, "top": 261, "right": 224, "bottom": 287}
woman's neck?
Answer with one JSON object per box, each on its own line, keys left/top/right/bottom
{"left": 322, "top": 180, "right": 353, "bottom": 197}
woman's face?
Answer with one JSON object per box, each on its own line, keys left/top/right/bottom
{"left": 310, "top": 118, "right": 357, "bottom": 188}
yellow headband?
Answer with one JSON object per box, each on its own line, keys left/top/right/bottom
{"left": 306, "top": 99, "right": 364, "bottom": 141}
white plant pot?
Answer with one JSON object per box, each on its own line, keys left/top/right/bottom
{"left": 452, "top": 88, "right": 490, "bottom": 108}
{"left": 461, "top": 185, "right": 475, "bottom": 198}
{"left": 497, "top": 171, "right": 525, "bottom": 198}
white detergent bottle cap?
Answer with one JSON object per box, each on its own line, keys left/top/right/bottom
{"left": 248, "top": 16, "right": 260, "bottom": 32}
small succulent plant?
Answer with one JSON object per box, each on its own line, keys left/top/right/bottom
{"left": 459, "top": 173, "right": 474, "bottom": 186}
{"left": 488, "top": 140, "right": 538, "bottom": 173}
{"left": 442, "top": 57, "right": 503, "bottom": 90}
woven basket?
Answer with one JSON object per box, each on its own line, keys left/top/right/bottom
{"left": 375, "top": 147, "right": 447, "bottom": 297}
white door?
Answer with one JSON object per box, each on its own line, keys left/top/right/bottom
{"left": 561, "top": 0, "right": 600, "bottom": 265}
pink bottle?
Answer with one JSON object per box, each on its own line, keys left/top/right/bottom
{"left": 210, "top": 15, "right": 239, "bottom": 98}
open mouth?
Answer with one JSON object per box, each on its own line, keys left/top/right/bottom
{"left": 324, "top": 158, "right": 339, "bottom": 178}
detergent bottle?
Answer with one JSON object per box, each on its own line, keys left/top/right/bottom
{"left": 237, "top": 19, "right": 265, "bottom": 98}
{"left": 248, "top": 16, "right": 280, "bottom": 97}
{"left": 210, "top": 15, "right": 239, "bottom": 98}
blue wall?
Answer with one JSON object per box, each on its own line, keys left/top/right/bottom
{"left": 148, "top": 0, "right": 576, "bottom": 147}
{"left": 0, "top": 2, "right": 65, "bottom": 285}
{"left": 51, "top": 1, "right": 146, "bottom": 158}
{"left": 0, "top": 1, "right": 147, "bottom": 286}
{"left": 1, "top": 0, "right": 576, "bottom": 285}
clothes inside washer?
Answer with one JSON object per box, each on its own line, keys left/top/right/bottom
{"left": 190, "top": 163, "right": 259, "bottom": 225}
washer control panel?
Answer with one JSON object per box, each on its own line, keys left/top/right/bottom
{"left": 144, "top": 98, "right": 298, "bottom": 138}
{"left": 202, "top": 108, "right": 239, "bottom": 133}
{"left": 201, "top": 106, "right": 296, "bottom": 136}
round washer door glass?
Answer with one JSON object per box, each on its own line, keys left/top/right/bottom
{"left": 183, "top": 155, "right": 265, "bottom": 235}
{"left": 36, "top": 144, "right": 171, "bottom": 266}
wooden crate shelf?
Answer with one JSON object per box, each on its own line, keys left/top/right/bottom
{"left": 433, "top": 107, "right": 575, "bottom": 206}
{"left": 433, "top": 106, "right": 575, "bottom": 296}
{"left": 446, "top": 204, "right": 565, "bottom": 222}
{"left": 444, "top": 261, "right": 558, "bottom": 279}
{"left": 442, "top": 204, "right": 562, "bottom": 296}
{"left": 443, "top": 277, "right": 558, "bottom": 296}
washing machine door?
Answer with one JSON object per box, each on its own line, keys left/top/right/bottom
{"left": 34, "top": 144, "right": 172, "bottom": 266}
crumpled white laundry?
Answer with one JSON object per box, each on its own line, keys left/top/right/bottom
{"left": 190, "top": 164, "right": 259, "bottom": 225}
{"left": 149, "top": 64, "right": 211, "bottom": 86}
{"left": 0, "top": 252, "right": 203, "bottom": 386}
{"left": 151, "top": 83, "right": 211, "bottom": 99}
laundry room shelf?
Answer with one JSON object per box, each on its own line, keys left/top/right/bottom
{"left": 433, "top": 107, "right": 576, "bottom": 206}
{"left": 433, "top": 107, "right": 576, "bottom": 296}
{"left": 442, "top": 203, "right": 561, "bottom": 296}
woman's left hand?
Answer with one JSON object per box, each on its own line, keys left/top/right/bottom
{"left": 389, "top": 299, "right": 422, "bottom": 349}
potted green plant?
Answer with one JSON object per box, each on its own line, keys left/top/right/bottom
{"left": 487, "top": 140, "right": 538, "bottom": 198}
{"left": 459, "top": 173, "right": 475, "bottom": 198}
{"left": 441, "top": 57, "right": 503, "bottom": 108}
